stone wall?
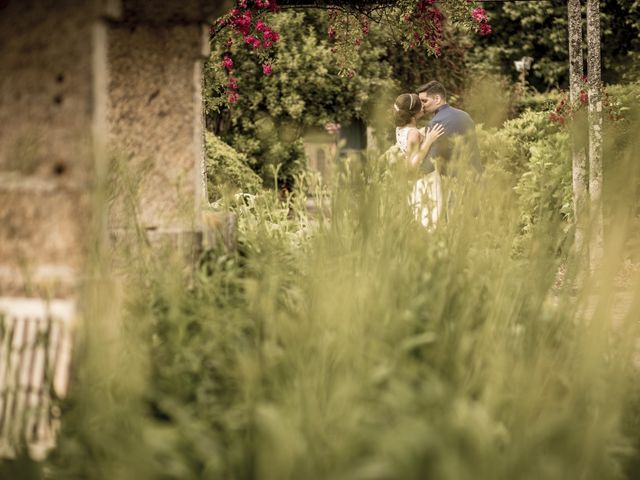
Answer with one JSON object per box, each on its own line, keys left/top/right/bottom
{"left": 0, "top": 0, "right": 234, "bottom": 289}
{"left": 0, "top": 0, "right": 100, "bottom": 457}
{"left": 0, "top": 0, "right": 232, "bottom": 457}
{"left": 106, "top": 0, "right": 231, "bottom": 234}
{"left": 0, "top": 0, "right": 99, "bottom": 298}
{"left": 107, "top": 22, "right": 209, "bottom": 230}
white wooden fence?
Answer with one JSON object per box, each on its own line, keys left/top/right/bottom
{"left": 0, "top": 298, "right": 74, "bottom": 460}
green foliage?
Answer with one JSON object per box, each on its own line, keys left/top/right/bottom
{"left": 385, "top": 23, "right": 471, "bottom": 96}
{"left": 205, "top": 132, "right": 263, "bottom": 202}
{"left": 205, "top": 10, "right": 396, "bottom": 189}
{"left": 42, "top": 147, "right": 640, "bottom": 479}
{"left": 461, "top": 74, "right": 518, "bottom": 128}
{"left": 605, "top": 81, "right": 640, "bottom": 145}
{"left": 378, "top": 144, "right": 405, "bottom": 168}
{"left": 513, "top": 131, "right": 573, "bottom": 230}
{"left": 511, "top": 90, "right": 562, "bottom": 115}
{"left": 479, "top": 82, "right": 640, "bottom": 251}
{"left": 475, "top": 110, "right": 571, "bottom": 255}
{"left": 479, "top": 110, "right": 562, "bottom": 180}
{"left": 602, "top": 82, "right": 640, "bottom": 251}
{"left": 468, "top": 0, "right": 640, "bottom": 90}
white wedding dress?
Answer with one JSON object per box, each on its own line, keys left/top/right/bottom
{"left": 396, "top": 126, "right": 443, "bottom": 228}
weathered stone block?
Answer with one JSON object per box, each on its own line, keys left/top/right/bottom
{"left": 0, "top": 187, "right": 88, "bottom": 297}
{"left": 0, "top": 0, "right": 99, "bottom": 300}
{"left": 0, "top": 0, "right": 96, "bottom": 183}
{"left": 107, "top": 23, "right": 207, "bottom": 230}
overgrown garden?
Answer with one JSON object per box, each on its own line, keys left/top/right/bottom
{"left": 3, "top": 1, "right": 640, "bottom": 479}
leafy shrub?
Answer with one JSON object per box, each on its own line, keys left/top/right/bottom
{"left": 511, "top": 90, "right": 561, "bottom": 115}
{"left": 479, "top": 108, "right": 570, "bottom": 251}
{"left": 603, "top": 81, "right": 640, "bottom": 154}
{"left": 514, "top": 131, "right": 572, "bottom": 230}
{"left": 462, "top": 74, "right": 518, "bottom": 128}
{"left": 205, "top": 132, "right": 263, "bottom": 203}
{"left": 479, "top": 110, "right": 562, "bottom": 181}
{"left": 602, "top": 82, "right": 640, "bottom": 252}
{"left": 205, "top": 11, "right": 396, "bottom": 189}
{"left": 481, "top": 83, "right": 640, "bottom": 251}
{"left": 468, "top": 0, "right": 640, "bottom": 90}
{"left": 46, "top": 156, "right": 640, "bottom": 480}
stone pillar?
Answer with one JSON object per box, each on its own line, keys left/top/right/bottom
{"left": 0, "top": 0, "right": 100, "bottom": 298}
{"left": 106, "top": 0, "right": 232, "bottom": 252}
{"left": 0, "top": 0, "right": 233, "bottom": 458}
{"left": 0, "top": 0, "right": 103, "bottom": 458}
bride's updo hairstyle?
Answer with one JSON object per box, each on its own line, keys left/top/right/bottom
{"left": 393, "top": 93, "right": 422, "bottom": 127}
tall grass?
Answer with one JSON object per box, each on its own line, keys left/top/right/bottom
{"left": 2, "top": 92, "right": 636, "bottom": 479}
{"left": 34, "top": 129, "right": 639, "bottom": 479}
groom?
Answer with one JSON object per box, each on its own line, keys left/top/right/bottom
{"left": 417, "top": 80, "right": 483, "bottom": 177}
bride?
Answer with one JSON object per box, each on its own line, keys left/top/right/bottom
{"left": 393, "top": 93, "right": 444, "bottom": 228}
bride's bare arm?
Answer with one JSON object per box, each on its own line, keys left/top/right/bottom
{"left": 406, "top": 129, "right": 423, "bottom": 167}
{"left": 407, "top": 124, "right": 445, "bottom": 167}
{"left": 421, "top": 123, "right": 445, "bottom": 151}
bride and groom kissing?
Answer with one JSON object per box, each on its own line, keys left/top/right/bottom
{"left": 393, "top": 80, "right": 483, "bottom": 227}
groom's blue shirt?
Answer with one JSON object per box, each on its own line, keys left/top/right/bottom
{"left": 421, "top": 104, "right": 483, "bottom": 175}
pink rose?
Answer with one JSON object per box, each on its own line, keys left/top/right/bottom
{"left": 479, "top": 23, "right": 492, "bottom": 36}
